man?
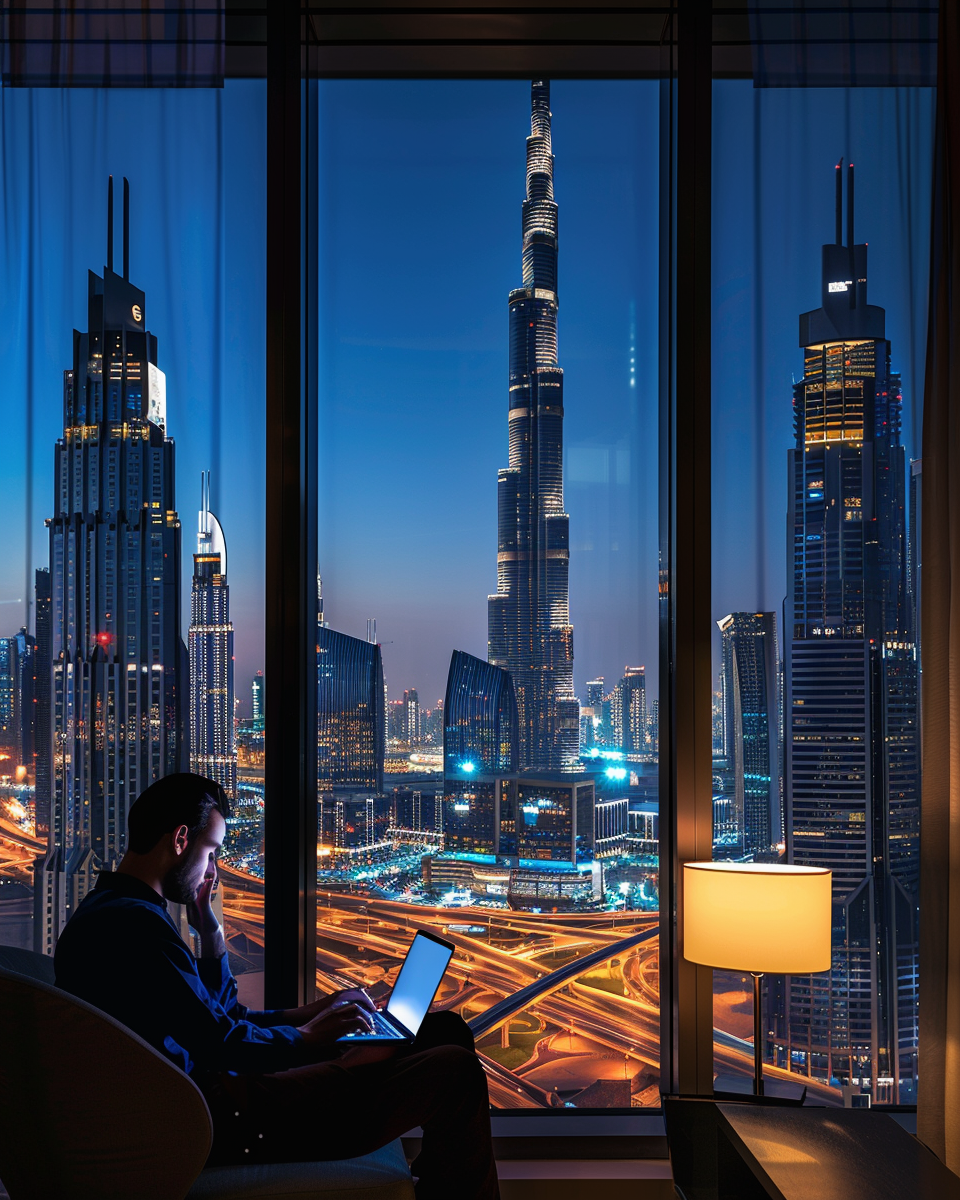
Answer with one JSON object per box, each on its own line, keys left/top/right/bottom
{"left": 55, "top": 773, "right": 500, "bottom": 1200}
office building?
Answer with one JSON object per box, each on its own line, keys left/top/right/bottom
{"left": 595, "top": 796, "right": 628, "bottom": 857}
{"left": 443, "top": 649, "right": 519, "bottom": 782}
{"left": 34, "top": 569, "right": 52, "bottom": 837}
{"left": 783, "top": 164, "right": 920, "bottom": 1103}
{"left": 611, "top": 666, "right": 647, "bottom": 756}
{"left": 317, "top": 621, "right": 385, "bottom": 794}
{"left": 0, "top": 630, "right": 35, "bottom": 777}
{"left": 717, "top": 612, "right": 781, "bottom": 856}
{"left": 188, "top": 473, "right": 237, "bottom": 799}
{"left": 487, "top": 79, "right": 579, "bottom": 772}
{"left": 319, "top": 793, "right": 391, "bottom": 861}
{"left": 402, "top": 689, "right": 421, "bottom": 746}
{"left": 36, "top": 180, "right": 188, "bottom": 950}
{"left": 251, "top": 670, "right": 264, "bottom": 730}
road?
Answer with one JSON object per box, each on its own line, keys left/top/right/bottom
{"left": 0, "top": 830, "right": 841, "bottom": 1108}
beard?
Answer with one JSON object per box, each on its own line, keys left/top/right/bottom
{"left": 161, "top": 855, "right": 199, "bottom": 905}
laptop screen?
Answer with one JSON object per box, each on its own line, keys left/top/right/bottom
{"left": 386, "top": 932, "right": 453, "bottom": 1035}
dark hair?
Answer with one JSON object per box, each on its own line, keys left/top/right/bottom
{"left": 126, "top": 773, "right": 231, "bottom": 854}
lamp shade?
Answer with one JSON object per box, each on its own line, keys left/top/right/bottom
{"left": 683, "top": 862, "right": 832, "bottom": 975}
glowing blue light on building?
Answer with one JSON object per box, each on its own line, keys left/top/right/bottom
{"left": 605, "top": 766, "right": 628, "bottom": 781}
{"left": 461, "top": 760, "right": 476, "bottom": 774}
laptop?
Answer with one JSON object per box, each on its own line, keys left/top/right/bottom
{"left": 337, "top": 928, "right": 455, "bottom": 1043}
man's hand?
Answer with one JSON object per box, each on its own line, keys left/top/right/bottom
{"left": 186, "top": 864, "right": 225, "bottom": 959}
{"left": 298, "top": 999, "right": 375, "bottom": 1049}
{"left": 283, "top": 987, "right": 377, "bottom": 1027}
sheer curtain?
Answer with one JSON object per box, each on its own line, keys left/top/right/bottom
{"left": 918, "top": 0, "right": 960, "bottom": 1168}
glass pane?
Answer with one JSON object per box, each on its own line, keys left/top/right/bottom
{"left": 314, "top": 79, "right": 661, "bottom": 1108}
{"left": 711, "top": 84, "right": 933, "bottom": 1105}
{"left": 0, "top": 84, "right": 266, "bottom": 996}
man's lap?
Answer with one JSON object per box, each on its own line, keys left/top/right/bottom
{"left": 201, "top": 1012, "right": 482, "bottom": 1167}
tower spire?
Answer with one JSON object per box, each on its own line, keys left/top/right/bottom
{"left": 846, "top": 162, "right": 855, "bottom": 250}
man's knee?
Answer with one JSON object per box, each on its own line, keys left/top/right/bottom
{"left": 418, "top": 1009, "right": 476, "bottom": 1052}
{"left": 425, "top": 1044, "right": 487, "bottom": 1096}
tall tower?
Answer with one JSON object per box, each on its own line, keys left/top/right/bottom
{"left": 783, "top": 163, "right": 919, "bottom": 1103}
{"left": 189, "top": 472, "right": 237, "bottom": 800}
{"left": 34, "top": 568, "right": 52, "bottom": 838}
{"left": 488, "top": 79, "right": 579, "bottom": 772}
{"left": 36, "top": 177, "right": 187, "bottom": 951}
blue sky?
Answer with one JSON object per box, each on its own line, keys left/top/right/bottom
{"left": 0, "top": 80, "right": 933, "bottom": 712}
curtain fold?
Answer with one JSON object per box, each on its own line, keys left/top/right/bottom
{"left": 918, "top": 0, "right": 960, "bottom": 1168}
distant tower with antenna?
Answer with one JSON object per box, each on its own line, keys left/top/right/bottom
{"left": 36, "top": 176, "right": 188, "bottom": 952}
{"left": 189, "top": 471, "right": 237, "bottom": 800}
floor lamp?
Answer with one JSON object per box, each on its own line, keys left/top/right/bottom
{"left": 683, "top": 861, "right": 832, "bottom": 1097}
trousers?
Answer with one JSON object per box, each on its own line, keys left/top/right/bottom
{"left": 201, "top": 1010, "right": 500, "bottom": 1200}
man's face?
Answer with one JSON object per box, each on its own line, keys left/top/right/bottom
{"left": 161, "top": 809, "right": 226, "bottom": 905}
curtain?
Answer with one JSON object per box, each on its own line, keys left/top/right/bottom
{"left": 918, "top": 0, "right": 960, "bottom": 1168}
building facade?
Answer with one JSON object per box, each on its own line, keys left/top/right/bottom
{"left": 34, "top": 569, "right": 52, "bottom": 838}
{"left": 717, "top": 612, "right": 781, "bottom": 856}
{"left": 443, "top": 649, "right": 519, "bottom": 782}
{"left": 487, "top": 79, "right": 579, "bottom": 772}
{"left": 36, "top": 181, "right": 188, "bottom": 950}
{"left": 188, "top": 473, "right": 237, "bottom": 799}
{"left": 317, "top": 624, "right": 385, "bottom": 794}
{"left": 782, "top": 164, "right": 920, "bottom": 1103}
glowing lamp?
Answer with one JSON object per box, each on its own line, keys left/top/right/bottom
{"left": 683, "top": 861, "right": 831, "bottom": 1096}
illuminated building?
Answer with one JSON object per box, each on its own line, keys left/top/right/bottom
{"left": 443, "top": 650, "right": 518, "bottom": 782}
{"left": 319, "top": 793, "right": 391, "bottom": 861}
{"left": 513, "top": 774, "right": 595, "bottom": 863}
{"left": 782, "top": 164, "right": 919, "bottom": 1103}
{"left": 251, "top": 670, "right": 264, "bottom": 730}
{"left": 34, "top": 568, "right": 52, "bottom": 837}
{"left": 717, "top": 612, "right": 781, "bottom": 856}
{"left": 594, "top": 796, "right": 628, "bottom": 857}
{"left": 317, "top": 620, "right": 385, "bottom": 794}
{"left": 36, "top": 179, "right": 188, "bottom": 951}
{"left": 611, "top": 666, "right": 646, "bottom": 756}
{"left": 402, "top": 688, "right": 421, "bottom": 746}
{"left": 487, "top": 79, "right": 579, "bottom": 772}
{"left": 0, "top": 629, "right": 35, "bottom": 776}
{"left": 188, "top": 473, "right": 237, "bottom": 799}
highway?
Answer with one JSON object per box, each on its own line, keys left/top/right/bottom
{"left": 0, "top": 829, "right": 841, "bottom": 1108}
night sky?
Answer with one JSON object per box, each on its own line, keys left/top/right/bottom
{"left": 1, "top": 81, "right": 933, "bottom": 715}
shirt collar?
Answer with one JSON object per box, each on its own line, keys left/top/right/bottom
{"left": 95, "top": 870, "right": 168, "bottom": 910}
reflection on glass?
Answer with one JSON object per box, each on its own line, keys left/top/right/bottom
{"left": 712, "top": 85, "right": 931, "bottom": 1106}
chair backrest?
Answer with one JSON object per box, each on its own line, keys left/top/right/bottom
{"left": 0, "top": 967, "right": 213, "bottom": 1200}
{"left": 0, "top": 946, "right": 56, "bottom": 986}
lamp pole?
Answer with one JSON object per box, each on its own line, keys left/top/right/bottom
{"left": 752, "top": 972, "right": 765, "bottom": 1097}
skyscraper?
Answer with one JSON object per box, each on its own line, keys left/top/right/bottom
{"left": 402, "top": 689, "right": 421, "bottom": 746}
{"left": 611, "top": 666, "right": 646, "bottom": 756}
{"left": 717, "top": 613, "right": 781, "bottom": 857}
{"left": 443, "top": 649, "right": 519, "bottom": 783}
{"left": 34, "top": 568, "right": 52, "bottom": 838}
{"left": 0, "top": 629, "right": 35, "bottom": 775}
{"left": 188, "top": 473, "right": 237, "bottom": 800}
{"left": 251, "top": 671, "right": 264, "bottom": 730}
{"left": 488, "top": 80, "right": 579, "bottom": 772}
{"left": 36, "top": 178, "right": 187, "bottom": 950}
{"left": 317, "top": 623, "right": 385, "bottom": 794}
{"left": 782, "top": 163, "right": 919, "bottom": 1103}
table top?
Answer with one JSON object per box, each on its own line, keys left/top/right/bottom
{"left": 716, "top": 1104, "right": 960, "bottom": 1200}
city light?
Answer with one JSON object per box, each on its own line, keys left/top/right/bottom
{"left": 605, "top": 767, "right": 627, "bottom": 781}
{"left": 461, "top": 760, "right": 476, "bottom": 774}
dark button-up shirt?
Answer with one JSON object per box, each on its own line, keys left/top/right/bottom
{"left": 54, "top": 871, "right": 306, "bottom": 1078}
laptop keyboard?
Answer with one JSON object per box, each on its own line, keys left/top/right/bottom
{"left": 342, "top": 1009, "right": 405, "bottom": 1040}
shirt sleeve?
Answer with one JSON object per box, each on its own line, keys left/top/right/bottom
{"left": 142, "top": 922, "right": 308, "bottom": 1075}
{"left": 195, "top": 953, "right": 289, "bottom": 1028}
